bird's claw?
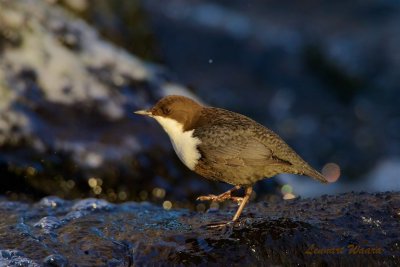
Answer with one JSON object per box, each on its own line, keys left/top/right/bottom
{"left": 197, "top": 191, "right": 235, "bottom": 203}
{"left": 196, "top": 194, "right": 218, "bottom": 201}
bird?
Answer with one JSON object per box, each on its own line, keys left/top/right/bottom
{"left": 135, "top": 95, "right": 328, "bottom": 224}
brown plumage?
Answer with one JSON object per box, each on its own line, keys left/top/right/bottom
{"left": 135, "top": 95, "right": 328, "bottom": 224}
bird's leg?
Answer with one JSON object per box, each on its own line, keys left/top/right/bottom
{"left": 204, "top": 186, "right": 253, "bottom": 228}
{"left": 232, "top": 186, "right": 253, "bottom": 222}
{"left": 196, "top": 185, "right": 241, "bottom": 202}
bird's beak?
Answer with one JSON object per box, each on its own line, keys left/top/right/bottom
{"left": 134, "top": 110, "right": 152, "bottom": 116}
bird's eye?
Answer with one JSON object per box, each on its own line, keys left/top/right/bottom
{"left": 163, "top": 107, "right": 171, "bottom": 115}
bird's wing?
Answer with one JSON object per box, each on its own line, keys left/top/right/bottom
{"left": 195, "top": 124, "right": 292, "bottom": 168}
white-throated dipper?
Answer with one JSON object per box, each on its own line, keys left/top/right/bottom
{"left": 135, "top": 95, "right": 328, "bottom": 223}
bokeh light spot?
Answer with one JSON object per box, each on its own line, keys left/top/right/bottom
{"left": 152, "top": 187, "right": 166, "bottom": 199}
{"left": 66, "top": 180, "right": 75, "bottom": 189}
{"left": 88, "top": 177, "right": 97, "bottom": 188}
{"left": 93, "top": 186, "right": 102, "bottom": 194}
{"left": 26, "top": 166, "right": 36, "bottom": 176}
{"left": 118, "top": 191, "right": 127, "bottom": 200}
{"left": 281, "top": 184, "right": 293, "bottom": 195}
{"left": 322, "top": 163, "right": 341, "bottom": 183}
{"left": 163, "top": 200, "right": 172, "bottom": 210}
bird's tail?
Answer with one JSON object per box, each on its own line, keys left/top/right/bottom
{"left": 303, "top": 167, "right": 328, "bottom": 184}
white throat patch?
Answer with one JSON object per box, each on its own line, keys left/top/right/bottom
{"left": 153, "top": 116, "right": 202, "bottom": 170}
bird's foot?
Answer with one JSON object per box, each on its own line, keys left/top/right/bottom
{"left": 196, "top": 185, "right": 241, "bottom": 203}
{"left": 196, "top": 195, "right": 243, "bottom": 205}
{"left": 198, "top": 186, "right": 253, "bottom": 224}
{"left": 196, "top": 192, "right": 231, "bottom": 202}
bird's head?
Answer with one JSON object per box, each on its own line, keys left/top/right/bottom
{"left": 135, "top": 95, "right": 203, "bottom": 131}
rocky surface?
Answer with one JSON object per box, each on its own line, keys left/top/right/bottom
{"left": 0, "top": 192, "right": 399, "bottom": 266}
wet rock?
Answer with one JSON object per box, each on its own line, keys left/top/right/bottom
{"left": 0, "top": 192, "right": 398, "bottom": 265}
{"left": 0, "top": 250, "right": 41, "bottom": 267}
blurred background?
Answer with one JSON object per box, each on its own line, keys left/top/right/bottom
{"left": 0, "top": 0, "right": 399, "bottom": 210}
